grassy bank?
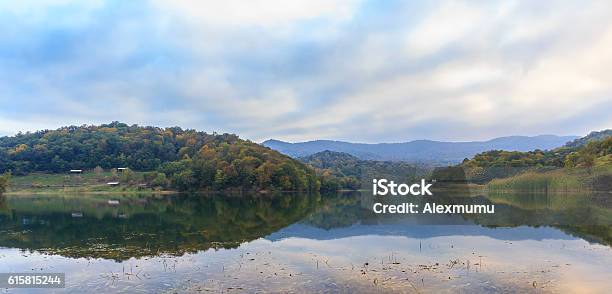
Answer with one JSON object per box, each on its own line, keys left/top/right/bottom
{"left": 487, "top": 165, "right": 612, "bottom": 192}
{"left": 6, "top": 171, "right": 172, "bottom": 194}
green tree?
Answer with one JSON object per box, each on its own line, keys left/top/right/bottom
{"left": 213, "top": 169, "right": 226, "bottom": 189}
{"left": 120, "top": 168, "right": 136, "bottom": 184}
{"left": 564, "top": 152, "right": 578, "bottom": 169}
{"left": 0, "top": 172, "right": 10, "bottom": 195}
{"left": 152, "top": 173, "right": 168, "bottom": 188}
{"left": 173, "top": 169, "right": 196, "bottom": 191}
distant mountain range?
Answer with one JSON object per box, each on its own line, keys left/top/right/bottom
{"left": 263, "top": 135, "right": 579, "bottom": 165}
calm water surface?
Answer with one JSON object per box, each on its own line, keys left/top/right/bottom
{"left": 1, "top": 191, "right": 611, "bottom": 293}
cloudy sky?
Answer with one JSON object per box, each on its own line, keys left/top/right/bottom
{"left": 1, "top": 0, "right": 611, "bottom": 142}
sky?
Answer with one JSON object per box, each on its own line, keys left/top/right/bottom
{"left": 1, "top": 0, "right": 611, "bottom": 143}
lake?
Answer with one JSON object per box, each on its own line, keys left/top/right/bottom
{"left": 1, "top": 191, "right": 611, "bottom": 293}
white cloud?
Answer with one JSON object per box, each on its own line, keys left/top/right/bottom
{"left": 152, "top": 0, "right": 361, "bottom": 28}
{"left": 262, "top": 0, "right": 612, "bottom": 141}
{"left": 1, "top": 0, "right": 611, "bottom": 141}
{"left": 403, "top": 1, "right": 491, "bottom": 58}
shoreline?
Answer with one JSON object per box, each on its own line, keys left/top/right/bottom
{"left": 3, "top": 190, "right": 179, "bottom": 196}
{"left": 2, "top": 187, "right": 321, "bottom": 196}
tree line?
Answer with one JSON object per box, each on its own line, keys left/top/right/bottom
{"left": 0, "top": 122, "right": 319, "bottom": 192}
{"left": 299, "top": 150, "right": 428, "bottom": 190}
{"left": 433, "top": 130, "right": 612, "bottom": 183}
{"left": 461, "top": 134, "right": 611, "bottom": 170}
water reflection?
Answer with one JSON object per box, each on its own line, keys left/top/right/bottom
{"left": 1, "top": 191, "right": 612, "bottom": 292}
{"left": 1, "top": 191, "right": 611, "bottom": 259}
{"left": 0, "top": 193, "right": 321, "bottom": 260}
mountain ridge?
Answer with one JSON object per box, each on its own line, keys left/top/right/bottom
{"left": 263, "top": 135, "right": 580, "bottom": 165}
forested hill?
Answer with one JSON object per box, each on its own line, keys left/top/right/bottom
{"left": 1, "top": 122, "right": 204, "bottom": 173}
{"left": 564, "top": 130, "right": 612, "bottom": 148}
{"left": 447, "top": 130, "right": 612, "bottom": 185}
{"left": 299, "top": 150, "right": 429, "bottom": 190}
{"left": 0, "top": 122, "right": 319, "bottom": 191}
{"left": 461, "top": 129, "right": 611, "bottom": 170}
{"left": 263, "top": 135, "right": 579, "bottom": 165}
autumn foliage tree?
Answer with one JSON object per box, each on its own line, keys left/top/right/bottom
{"left": 0, "top": 122, "right": 320, "bottom": 192}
